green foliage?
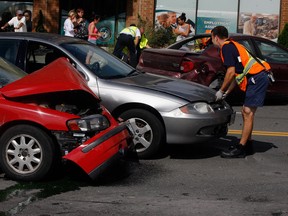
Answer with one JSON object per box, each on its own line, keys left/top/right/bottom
{"left": 137, "top": 15, "right": 176, "bottom": 48}
{"left": 278, "top": 23, "right": 288, "bottom": 48}
{"left": 146, "top": 27, "right": 176, "bottom": 48}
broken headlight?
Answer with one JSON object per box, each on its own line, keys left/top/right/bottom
{"left": 67, "top": 114, "right": 110, "bottom": 132}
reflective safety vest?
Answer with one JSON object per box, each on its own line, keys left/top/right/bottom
{"left": 120, "top": 26, "right": 138, "bottom": 38}
{"left": 139, "top": 34, "right": 148, "bottom": 49}
{"left": 220, "top": 40, "right": 271, "bottom": 91}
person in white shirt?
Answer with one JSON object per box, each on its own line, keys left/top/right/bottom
{"left": 64, "top": 10, "right": 77, "bottom": 37}
{"left": 1, "top": 10, "right": 27, "bottom": 32}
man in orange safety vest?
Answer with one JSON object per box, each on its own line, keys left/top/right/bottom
{"left": 211, "top": 25, "right": 271, "bottom": 158}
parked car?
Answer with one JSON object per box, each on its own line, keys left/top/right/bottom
{"left": 0, "top": 57, "right": 133, "bottom": 181}
{"left": 137, "top": 33, "right": 288, "bottom": 99}
{"left": 0, "top": 32, "right": 234, "bottom": 159}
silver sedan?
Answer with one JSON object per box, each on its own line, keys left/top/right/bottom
{"left": 0, "top": 33, "right": 234, "bottom": 158}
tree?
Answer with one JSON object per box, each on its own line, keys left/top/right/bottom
{"left": 278, "top": 23, "right": 288, "bottom": 48}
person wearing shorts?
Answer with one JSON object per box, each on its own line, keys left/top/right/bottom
{"left": 211, "top": 25, "right": 270, "bottom": 158}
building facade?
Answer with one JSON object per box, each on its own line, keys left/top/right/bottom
{"left": 0, "top": 0, "right": 287, "bottom": 42}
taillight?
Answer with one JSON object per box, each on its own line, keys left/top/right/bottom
{"left": 138, "top": 55, "right": 144, "bottom": 66}
{"left": 180, "top": 61, "right": 194, "bottom": 72}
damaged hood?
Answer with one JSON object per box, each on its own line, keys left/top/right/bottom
{"left": 1, "top": 57, "right": 95, "bottom": 98}
{"left": 116, "top": 72, "right": 217, "bottom": 103}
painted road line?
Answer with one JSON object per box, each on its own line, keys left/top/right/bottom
{"left": 228, "top": 130, "right": 288, "bottom": 137}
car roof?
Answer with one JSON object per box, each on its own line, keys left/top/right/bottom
{"left": 0, "top": 32, "right": 85, "bottom": 45}
{"left": 167, "top": 32, "right": 280, "bottom": 49}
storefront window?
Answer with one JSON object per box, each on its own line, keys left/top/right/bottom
{"left": 238, "top": 0, "right": 280, "bottom": 41}
{"left": 60, "top": 0, "right": 126, "bottom": 46}
{"left": 196, "top": 0, "right": 238, "bottom": 34}
{"left": 155, "top": 0, "right": 197, "bottom": 30}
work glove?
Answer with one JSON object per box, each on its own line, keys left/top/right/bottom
{"left": 222, "top": 92, "right": 228, "bottom": 100}
{"left": 215, "top": 90, "right": 224, "bottom": 101}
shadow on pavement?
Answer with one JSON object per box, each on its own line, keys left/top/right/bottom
{"left": 226, "top": 93, "right": 288, "bottom": 106}
{"left": 163, "top": 136, "right": 276, "bottom": 160}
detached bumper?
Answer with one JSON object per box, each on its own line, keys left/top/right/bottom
{"left": 63, "top": 122, "right": 133, "bottom": 179}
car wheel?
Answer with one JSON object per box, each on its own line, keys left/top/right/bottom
{"left": 0, "top": 125, "right": 56, "bottom": 181}
{"left": 119, "top": 109, "right": 164, "bottom": 159}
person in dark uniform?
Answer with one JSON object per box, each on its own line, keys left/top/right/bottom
{"left": 211, "top": 25, "right": 271, "bottom": 158}
{"left": 113, "top": 24, "right": 141, "bottom": 68}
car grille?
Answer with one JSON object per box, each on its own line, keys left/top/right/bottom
{"left": 210, "top": 101, "right": 228, "bottom": 111}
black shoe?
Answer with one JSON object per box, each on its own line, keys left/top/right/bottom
{"left": 245, "top": 140, "right": 254, "bottom": 155}
{"left": 221, "top": 144, "right": 246, "bottom": 158}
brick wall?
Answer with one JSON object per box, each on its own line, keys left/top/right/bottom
{"left": 280, "top": 0, "right": 288, "bottom": 32}
{"left": 32, "top": 0, "right": 60, "bottom": 33}
{"left": 126, "top": 0, "right": 155, "bottom": 27}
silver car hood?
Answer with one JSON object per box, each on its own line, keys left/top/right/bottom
{"left": 114, "top": 73, "right": 216, "bottom": 103}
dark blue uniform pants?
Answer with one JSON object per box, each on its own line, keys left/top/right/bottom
{"left": 113, "top": 34, "right": 137, "bottom": 68}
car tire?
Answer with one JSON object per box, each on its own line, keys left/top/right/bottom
{"left": 0, "top": 125, "right": 56, "bottom": 181}
{"left": 119, "top": 109, "right": 164, "bottom": 159}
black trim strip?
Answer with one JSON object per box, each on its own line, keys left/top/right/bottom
{"left": 88, "top": 153, "right": 121, "bottom": 179}
{"left": 82, "top": 123, "right": 128, "bottom": 153}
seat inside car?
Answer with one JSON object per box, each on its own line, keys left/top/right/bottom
{"left": 45, "top": 52, "right": 59, "bottom": 65}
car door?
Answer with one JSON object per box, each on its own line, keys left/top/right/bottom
{"left": 233, "top": 37, "right": 288, "bottom": 96}
{"left": 252, "top": 38, "right": 288, "bottom": 95}
{"left": 25, "top": 41, "right": 68, "bottom": 74}
{"left": 0, "top": 39, "right": 26, "bottom": 70}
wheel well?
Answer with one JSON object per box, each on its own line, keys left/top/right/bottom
{"left": 0, "top": 120, "right": 61, "bottom": 156}
{"left": 112, "top": 103, "right": 165, "bottom": 128}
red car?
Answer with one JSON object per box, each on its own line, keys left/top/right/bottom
{"left": 0, "top": 57, "right": 133, "bottom": 181}
{"left": 137, "top": 34, "right": 288, "bottom": 99}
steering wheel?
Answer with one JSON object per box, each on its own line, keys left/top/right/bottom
{"left": 88, "top": 62, "right": 101, "bottom": 75}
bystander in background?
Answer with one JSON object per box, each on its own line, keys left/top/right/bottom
{"left": 24, "top": 10, "right": 32, "bottom": 32}
{"left": 87, "top": 14, "right": 102, "bottom": 44}
{"left": 64, "top": 10, "right": 77, "bottom": 37}
{"left": 74, "top": 8, "right": 89, "bottom": 40}
{"left": 1, "top": 10, "right": 27, "bottom": 32}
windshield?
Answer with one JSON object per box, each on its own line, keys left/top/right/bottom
{"left": 171, "top": 36, "right": 213, "bottom": 54}
{"left": 0, "top": 58, "right": 27, "bottom": 87}
{"left": 61, "top": 42, "right": 138, "bottom": 79}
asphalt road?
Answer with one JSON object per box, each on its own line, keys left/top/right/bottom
{"left": 0, "top": 104, "right": 288, "bottom": 216}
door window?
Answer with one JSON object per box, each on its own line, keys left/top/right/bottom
{"left": 236, "top": 40, "right": 253, "bottom": 53}
{"left": 0, "top": 40, "right": 21, "bottom": 65}
{"left": 255, "top": 40, "right": 288, "bottom": 63}
{"left": 26, "top": 42, "right": 67, "bottom": 73}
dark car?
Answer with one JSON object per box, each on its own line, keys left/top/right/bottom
{"left": 137, "top": 34, "right": 288, "bottom": 99}
{"left": 0, "top": 32, "right": 234, "bottom": 159}
{"left": 0, "top": 57, "right": 133, "bottom": 181}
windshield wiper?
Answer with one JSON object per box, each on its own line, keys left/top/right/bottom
{"left": 126, "top": 70, "right": 139, "bottom": 77}
{"left": 106, "top": 74, "right": 126, "bottom": 79}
